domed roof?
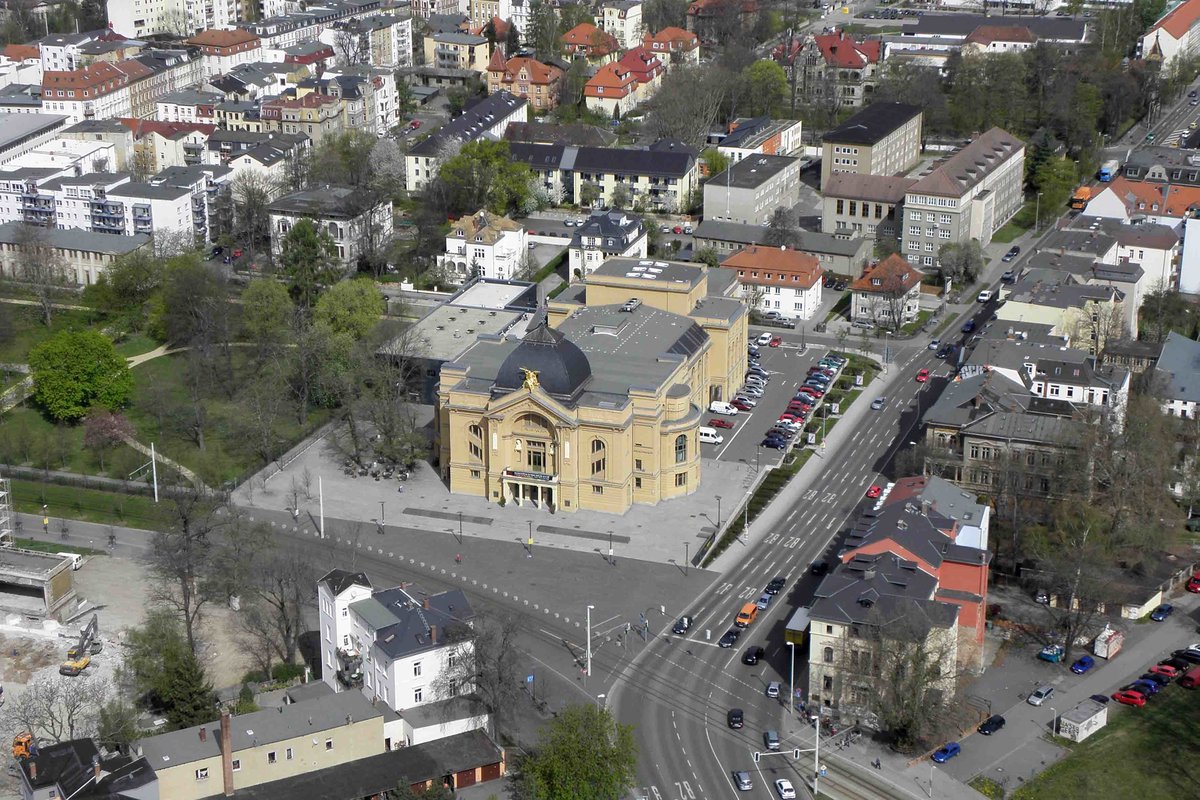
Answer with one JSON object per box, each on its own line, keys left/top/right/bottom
{"left": 494, "top": 320, "right": 591, "bottom": 400}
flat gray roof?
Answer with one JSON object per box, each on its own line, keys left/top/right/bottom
{"left": 386, "top": 305, "right": 527, "bottom": 363}
{"left": 707, "top": 154, "right": 797, "bottom": 190}
{"left": 590, "top": 257, "right": 704, "bottom": 289}
{"left": 0, "top": 112, "right": 68, "bottom": 151}
{"left": 0, "top": 222, "right": 150, "bottom": 254}
{"left": 0, "top": 547, "right": 72, "bottom": 579}
{"left": 454, "top": 280, "right": 534, "bottom": 309}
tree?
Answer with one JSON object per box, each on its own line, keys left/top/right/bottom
{"left": 1032, "top": 156, "right": 1079, "bottom": 220}
{"left": 156, "top": 254, "right": 235, "bottom": 391}
{"left": 528, "top": 0, "right": 560, "bottom": 61}
{"left": 279, "top": 218, "right": 341, "bottom": 308}
{"left": 240, "top": 279, "right": 294, "bottom": 356}
{"left": 645, "top": 66, "right": 730, "bottom": 148}
{"left": 509, "top": 705, "right": 638, "bottom": 800}
{"left": 2, "top": 673, "right": 108, "bottom": 744}
{"left": 82, "top": 249, "right": 164, "bottom": 330}
{"left": 743, "top": 59, "right": 788, "bottom": 116}
{"left": 160, "top": 647, "right": 218, "bottom": 730}
{"left": 701, "top": 148, "right": 729, "bottom": 178}
{"left": 149, "top": 488, "right": 226, "bottom": 655}
{"left": 935, "top": 241, "right": 983, "bottom": 285}
{"left": 579, "top": 181, "right": 601, "bottom": 208}
{"left": 83, "top": 409, "right": 134, "bottom": 473}
{"left": 435, "top": 140, "right": 535, "bottom": 216}
{"left": 505, "top": 21, "right": 521, "bottom": 56}
{"left": 231, "top": 172, "right": 278, "bottom": 255}
{"left": 96, "top": 696, "right": 142, "bottom": 754}
{"left": 433, "top": 613, "right": 521, "bottom": 737}
{"left": 13, "top": 223, "right": 67, "bottom": 326}
{"left": 1140, "top": 286, "right": 1200, "bottom": 341}
{"left": 763, "top": 207, "right": 802, "bottom": 249}
{"left": 236, "top": 547, "right": 316, "bottom": 669}
{"left": 643, "top": 0, "right": 689, "bottom": 31}
{"left": 29, "top": 330, "right": 133, "bottom": 422}
{"left": 313, "top": 278, "right": 385, "bottom": 340}
{"left": 611, "top": 183, "right": 632, "bottom": 209}
{"left": 281, "top": 315, "right": 353, "bottom": 425}
{"left": 333, "top": 25, "right": 369, "bottom": 66}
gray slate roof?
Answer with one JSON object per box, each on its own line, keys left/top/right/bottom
{"left": 823, "top": 102, "right": 921, "bottom": 146}
{"left": 708, "top": 154, "right": 797, "bottom": 189}
{"left": 1154, "top": 331, "right": 1200, "bottom": 403}
{"left": 352, "top": 586, "right": 475, "bottom": 660}
{"left": 319, "top": 568, "right": 370, "bottom": 595}
{"left": 0, "top": 222, "right": 150, "bottom": 255}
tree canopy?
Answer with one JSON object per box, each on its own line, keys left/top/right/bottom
{"left": 29, "top": 329, "right": 133, "bottom": 422}
{"left": 509, "top": 705, "right": 637, "bottom": 800}
{"left": 279, "top": 218, "right": 341, "bottom": 307}
{"left": 314, "top": 278, "right": 386, "bottom": 340}
{"left": 435, "top": 140, "right": 535, "bottom": 216}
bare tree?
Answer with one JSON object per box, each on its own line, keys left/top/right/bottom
{"left": 2, "top": 673, "right": 109, "bottom": 744}
{"left": 644, "top": 66, "right": 728, "bottom": 148}
{"left": 333, "top": 26, "right": 370, "bottom": 67}
{"left": 13, "top": 223, "right": 67, "bottom": 326}
{"left": 238, "top": 547, "right": 316, "bottom": 666}
{"left": 431, "top": 612, "right": 522, "bottom": 738}
{"left": 231, "top": 171, "right": 279, "bottom": 255}
{"left": 149, "top": 488, "right": 226, "bottom": 655}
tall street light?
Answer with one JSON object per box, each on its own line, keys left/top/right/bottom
{"left": 1036, "top": 191, "right": 1043, "bottom": 232}
{"left": 596, "top": 693, "right": 606, "bottom": 710}
{"left": 586, "top": 604, "right": 595, "bottom": 677}
{"left": 715, "top": 495, "right": 722, "bottom": 532}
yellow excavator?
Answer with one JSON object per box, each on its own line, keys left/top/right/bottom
{"left": 12, "top": 732, "right": 33, "bottom": 759}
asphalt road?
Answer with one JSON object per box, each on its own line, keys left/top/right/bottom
{"left": 609, "top": 335, "right": 942, "bottom": 800}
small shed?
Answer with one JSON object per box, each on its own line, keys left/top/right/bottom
{"left": 1057, "top": 698, "right": 1107, "bottom": 743}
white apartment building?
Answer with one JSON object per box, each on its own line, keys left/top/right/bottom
{"left": 40, "top": 62, "right": 135, "bottom": 124}
{"left": 601, "top": 0, "right": 643, "bottom": 49}
{"left": 721, "top": 244, "right": 824, "bottom": 321}
{"left": 106, "top": 0, "right": 237, "bottom": 38}
{"left": 38, "top": 32, "right": 102, "bottom": 73}
{"left": 155, "top": 90, "right": 223, "bottom": 124}
{"left": 318, "top": 13, "right": 413, "bottom": 69}
{"left": 317, "top": 570, "right": 485, "bottom": 743}
{"left": 0, "top": 113, "right": 71, "bottom": 167}
{"left": 438, "top": 210, "right": 526, "bottom": 283}
{"left": 405, "top": 92, "right": 527, "bottom": 193}
{"left": 567, "top": 209, "right": 647, "bottom": 280}
{"left": 0, "top": 50, "right": 43, "bottom": 91}
{"left": 185, "top": 29, "right": 264, "bottom": 80}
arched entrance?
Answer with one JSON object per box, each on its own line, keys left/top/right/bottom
{"left": 502, "top": 412, "right": 558, "bottom": 511}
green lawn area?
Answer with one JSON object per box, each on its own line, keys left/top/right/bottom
{"left": 824, "top": 293, "right": 851, "bottom": 323}
{"left": 9, "top": 479, "right": 161, "bottom": 528}
{"left": 113, "top": 333, "right": 161, "bottom": 359}
{"left": 899, "top": 309, "right": 934, "bottom": 336}
{"left": 991, "top": 200, "right": 1037, "bottom": 244}
{"left": 0, "top": 406, "right": 99, "bottom": 475}
{"left": 15, "top": 538, "right": 106, "bottom": 556}
{"left": 0, "top": 305, "right": 105, "bottom": 363}
{"left": 1010, "top": 685, "right": 1200, "bottom": 799}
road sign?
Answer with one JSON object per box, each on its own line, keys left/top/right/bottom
{"left": 752, "top": 752, "right": 760, "bottom": 764}
{"left": 793, "top": 749, "right": 801, "bottom": 759}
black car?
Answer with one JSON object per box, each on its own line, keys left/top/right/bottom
{"left": 727, "top": 708, "right": 744, "bottom": 728}
{"left": 1161, "top": 657, "right": 1192, "bottom": 671}
{"left": 1140, "top": 672, "right": 1172, "bottom": 687}
{"left": 742, "top": 646, "right": 765, "bottom": 665}
{"left": 209, "top": 246, "right": 224, "bottom": 258}
{"left": 1173, "top": 649, "right": 1200, "bottom": 665}
{"left": 977, "top": 714, "right": 1006, "bottom": 735}
{"left": 1089, "top": 694, "right": 1111, "bottom": 705}
{"left": 823, "top": 276, "right": 835, "bottom": 288}
{"left": 672, "top": 615, "right": 692, "bottom": 635}
{"left": 1002, "top": 246, "right": 1020, "bottom": 262}
{"left": 810, "top": 560, "right": 829, "bottom": 576}
{"left": 834, "top": 281, "right": 847, "bottom": 291}
{"left": 936, "top": 345, "right": 953, "bottom": 359}
{"left": 765, "top": 576, "right": 787, "bottom": 594}
{"left": 718, "top": 628, "right": 741, "bottom": 648}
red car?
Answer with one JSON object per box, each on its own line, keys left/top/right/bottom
{"left": 731, "top": 400, "right": 753, "bottom": 411}
{"left": 232, "top": 247, "right": 244, "bottom": 258}
{"left": 673, "top": 226, "right": 682, "bottom": 234}
{"left": 786, "top": 406, "right": 808, "bottom": 417}
{"left": 916, "top": 368, "right": 930, "bottom": 382}
{"left": 1112, "top": 690, "right": 1148, "bottom": 707}
{"left": 866, "top": 485, "right": 883, "bottom": 499}
{"left": 1149, "top": 663, "right": 1181, "bottom": 678}
{"left": 1187, "top": 571, "right": 1200, "bottom": 592}
{"left": 769, "top": 336, "right": 783, "bottom": 347}
{"left": 409, "top": 120, "right": 422, "bottom": 129}
{"left": 707, "top": 418, "right": 734, "bottom": 429}
{"left": 779, "top": 413, "right": 800, "bottom": 423}
{"left": 798, "top": 386, "right": 824, "bottom": 398}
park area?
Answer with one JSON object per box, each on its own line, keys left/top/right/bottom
{"left": 989, "top": 687, "right": 1200, "bottom": 799}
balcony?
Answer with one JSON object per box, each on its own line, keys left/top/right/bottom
{"left": 335, "top": 647, "right": 363, "bottom": 689}
{"left": 90, "top": 201, "right": 122, "bottom": 215}
{"left": 92, "top": 219, "right": 124, "bottom": 232}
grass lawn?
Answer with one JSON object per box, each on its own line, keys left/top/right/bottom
{"left": 824, "top": 294, "right": 851, "bottom": 323}
{"left": 1010, "top": 685, "right": 1200, "bottom": 799}
{"left": 15, "top": 538, "right": 106, "bottom": 556}
{"left": 991, "top": 200, "right": 1037, "bottom": 245}
{"left": 0, "top": 406, "right": 100, "bottom": 475}
{"left": 900, "top": 309, "right": 934, "bottom": 336}
{"left": 0, "top": 305, "right": 105, "bottom": 363}
{"left": 113, "top": 333, "right": 161, "bottom": 359}
{"left": 9, "top": 479, "right": 161, "bottom": 528}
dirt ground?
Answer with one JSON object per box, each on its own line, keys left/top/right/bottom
{"left": 0, "top": 634, "right": 57, "bottom": 685}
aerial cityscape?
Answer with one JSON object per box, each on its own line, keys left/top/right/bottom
{"left": 0, "top": 0, "right": 1197, "bottom": 796}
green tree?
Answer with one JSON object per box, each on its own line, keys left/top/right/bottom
{"left": 1032, "top": 156, "right": 1078, "bottom": 220}
{"left": 29, "top": 329, "right": 133, "bottom": 422}
{"left": 82, "top": 250, "right": 165, "bottom": 330}
{"left": 935, "top": 241, "right": 983, "bottom": 285}
{"left": 764, "top": 207, "right": 802, "bottom": 249}
{"left": 161, "top": 647, "right": 218, "bottom": 730}
{"left": 701, "top": 148, "right": 729, "bottom": 179}
{"left": 96, "top": 696, "right": 142, "bottom": 754}
{"left": 279, "top": 218, "right": 341, "bottom": 307}
{"left": 743, "top": 59, "right": 787, "bottom": 116}
{"left": 509, "top": 705, "right": 637, "bottom": 800}
{"left": 240, "top": 279, "right": 294, "bottom": 349}
{"left": 313, "top": 278, "right": 385, "bottom": 340}
{"left": 527, "top": 0, "right": 560, "bottom": 61}
{"left": 435, "top": 140, "right": 535, "bottom": 216}
{"left": 579, "top": 181, "right": 601, "bottom": 208}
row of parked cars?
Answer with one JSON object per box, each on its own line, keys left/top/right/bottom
{"left": 1111, "top": 643, "right": 1200, "bottom": 707}
{"left": 760, "top": 352, "right": 847, "bottom": 451}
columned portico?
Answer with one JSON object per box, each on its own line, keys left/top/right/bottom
{"left": 503, "top": 469, "right": 558, "bottom": 510}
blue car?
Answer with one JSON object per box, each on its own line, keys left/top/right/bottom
{"left": 1071, "top": 655, "right": 1095, "bottom": 674}
{"left": 931, "top": 742, "right": 961, "bottom": 763}
{"left": 1150, "top": 603, "right": 1174, "bottom": 621}
{"left": 961, "top": 319, "right": 976, "bottom": 334}
{"left": 1126, "top": 680, "right": 1160, "bottom": 696}
{"left": 761, "top": 437, "right": 788, "bottom": 450}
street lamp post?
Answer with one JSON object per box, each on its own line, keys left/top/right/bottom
{"left": 586, "top": 604, "right": 595, "bottom": 678}
{"left": 1036, "top": 191, "right": 1043, "bottom": 233}
{"left": 379, "top": 501, "right": 385, "bottom": 525}
{"left": 527, "top": 520, "right": 533, "bottom": 557}
{"left": 458, "top": 511, "right": 463, "bottom": 543}
{"left": 684, "top": 541, "right": 689, "bottom": 575}
{"left": 608, "top": 531, "right": 614, "bottom": 565}
{"left": 929, "top": 763, "right": 935, "bottom": 798}
{"left": 715, "top": 495, "right": 722, "bottom": 532}
{"left": 1049, "top": 707, "right": 1058, "bottom": 736}
{"left": 596, "top": 693, "right": 606, "bottom": 710}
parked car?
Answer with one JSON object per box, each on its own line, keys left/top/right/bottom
{"left": 769, "top": 335, "right": 783, "bottom": 347}
{"left": 1160, "top": 657, "right": 1192, "bottom": 671}
{"left": 1139, "top": 672, "right": 1172, "bottom": 687}
{"left": 1088, "top": 694, "right": 1111, "bottom": 705}
{"left": 761, "top": 437, "right": 788, "bottom": 450}
{"left": 672, "top": 616, "right": 692, "bottom": 634}
{"left": 1149, "top": 663, "right": 1181, "bottom": 678}
{"left": 1112, "top": 690, "right": 1147, "bottom": 707}
{"left": 1028, "top": 685, "right": 1055, "bottom": 706}
{"left": 1151, "top": 603, "right": 1175, "bottom": 621}
{"left": 765, "top": 576, "right": 787, "bottom": 594}
{"left": 742, "top": 646, "right": 765, "bottom": 665}
{"left": 1125, "top": 680, "right": 1160, "bottom": 696}
{"left": 1071, "top": 655, "right": 1095, "bottom": 674}
{"left": 708, "top": 418, "right": 735, "bottom": 429}
{"left": 866, "top": 485, "right": 883, "bottom": 499}
{"left": 731, "top": 400, "right": 754, "bottom": 412}
{"left": 756, "top": 332, "right": 774, "bottom": 346}
{"left": 1187, "top": 571, "right": 1200, "bottom": 592}
{"left": 1172, "top": 649, "right": 1200, "bottom": 664}
{"left": 931, "top": 742, "right": 961, "bottom": 763}
{"left": 977, "top": 715, "right": 1005, "bottom": 735}
{"left": 1002, "top": 246, "right": 1020, "bottom": 262}
{"left": 977, "top": 290, "right": 994, "bottom": 303}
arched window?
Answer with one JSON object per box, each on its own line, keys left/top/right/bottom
{"left": 467, "top": 424, "right": 483, "bottom": 461}
{"left": 590, "top": 439, "right": 606, "bottom": 479}
{"left": 823, "top": 647, "right": 834, "bottom": 664}
{"left": 674, "top": 434, "right": 687, "bottom": 465}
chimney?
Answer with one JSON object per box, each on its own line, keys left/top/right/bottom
{"left": 200, "top": 726, "right": 207, "bottom": 742}
{"left": 92, "top": 754, "right": 101, "bottom": 781}
{"left": 29, "top": 762, "right": 36, "bottom": 782}
{"left": 430, "top": 625, "right": 438, "bottom": 644}
{"left": 220, "top": 711, "right": 234, "bottom": 798}
{"left": 423, "top": 598, "right": 430, "bottom": 609}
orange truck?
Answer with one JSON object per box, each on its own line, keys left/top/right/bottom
{"left": 1069, "top": 186, "right": 1093, "bottom": 210}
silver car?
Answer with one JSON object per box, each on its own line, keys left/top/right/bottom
{"left": 1027, "top": 685, "right": 1054, "bottom": 706}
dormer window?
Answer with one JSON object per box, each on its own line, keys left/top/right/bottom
{"left": 871, "top": 278, "right": 881, "bottom": 286}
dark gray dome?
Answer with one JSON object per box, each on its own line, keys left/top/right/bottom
{"left": 495, "top": 322, "right": 591, "bottom": 399}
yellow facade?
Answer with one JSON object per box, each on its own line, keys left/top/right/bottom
{"left": 436, "top": 259, "right": 747, "bottom": 515}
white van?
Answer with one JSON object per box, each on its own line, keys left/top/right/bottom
{"left": 756, "top": 332, "right": 773, "bottom": 346}
{"left": 699, "top": 427, "right": 724, "bottom": 445}
{"left": 57, "top": 552, "right": 83, "bottom": 570}
{"left": 709, "top": 401, "right": 738, "bottom": 416}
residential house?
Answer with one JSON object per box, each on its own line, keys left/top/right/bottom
{"left": 703, "top": 153, "right": 801, "bottom": 226}
{"left": 642, "top": 26, "right": 700, "bottom": 68}
{"left": 487, "top": 52, "right": 564, "bottom": 112}
{"left": 0, "top": 45, "right": 43, "bottom": 91}
{"left": 849, "top": 253, "right": 923, "bottom": 328}
{"left": 317, "top": 569, "right": 486, "bottom": 737}
{"left": 186, "top": 29, "right": 263, "bottom": 79}
{"left": 713, "top": 116, "right": 803, "bottom": 162}
{"left": 17, "top": 739, "right": 156, "bottom": 800}
{"left": 1152, "top": 331, "right": 1200, "bottom": 419}
{"left": 1139, "top": 0, "right": 1200, "bottom": 65}
{"left": 437, "top": 209, "right": 527, "bottom": 283}
{"left": 967, "top": 338, "right": 1130, "bottom": 419}
{"left": 59, "top": 118, "right": 134, "bottom": 170}
{"left": 37, "top": 30, "right": 110, "bottom": 73}
{"left": 997, "top": 278, "right": 1128, "bottom": 355}
{"left": 722, "top": 244, "right": 823, "bottom": 320}
{"left": 40, "top": 62, "right": 134, "bottom": 123}
{"left": 508, "top": 140, "right": 698, "bottom": 211}
{"left": 616, "top": 46, "right": 664, "bottom": 103}
{"left": 567, "top": 209, "right": 647, "bottom": 279}
{"left": 901, "top": 127, "right": 1025, "bottom": 268}
{"left": 319, "top": 13, "right": 413, "bottom": 69}
{"left": 1102, "top": 338, "right": 1163, "bottom": 377}
{"left": 504, "top": 120, "right": 617, "bottom": 147}
{"left": 819, "top": 101, "right": 922, "bottom": 187}
{"left": 692, "top": 220, "right": 870, "bottom": 275}
{"left": 121, "top": 119, "right": 214, "bottom": 172}
{"left": 261, "top": 92, "right": 345, "bottom": 143}
{"left": 561, "top": 23, "right": 620, "bottom": 64}
{"left": 821, "top": 172, "right": 914, "bottom": 243}
{"left": 1121, "top": 146, "right": 1200, "bottom": 186}
{"left": 776, "top": 30, "right": 882, "bottom": 112}
{"left": 268, "top": 185, "right": 393, "bottom": 267}
{"left": 405, "top": 92, "right": 528, "bottom": 192}
{"left": 685, "top": 0, "right": 758, "bottom": 46}
{"left": 155, "top": 89, "right": 223, "bottom": 124}
{"left": 424, "top": 32, "right": 490, "bottom": 71}
{"left": 960, "top": 25, "right": 1040, "bottom": 56}
{"left": 1086, "top": 176, "right": 1200, "bottom": 228}
{"left": 583, "top": 61, "right": 638, "bottom": 117}
{"left": 601, "top": 0, "right": 643, "bottom": 49}
{"left": 0, "top": 220, "right": 152, "bottom": 286}
{"left": 107, "top": 0, "right": 239, "bottom": 37}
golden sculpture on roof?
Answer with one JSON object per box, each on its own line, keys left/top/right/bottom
{"left": 520, "top": 367, "right": 540, "bottom": 391}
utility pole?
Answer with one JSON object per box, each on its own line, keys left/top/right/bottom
{"left": 586, "top": 604, "right": 595, "bottom": 677}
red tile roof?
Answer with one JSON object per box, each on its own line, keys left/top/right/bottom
{"left": 814, "top": 31, "right": 880, "bottom": 69}
{"left": 584, "top": 63, "right": 636, "bottom": 97}
{"left": 3, "top": 44, "right": 39, "bottom": 61}
{"left": 118, "top": 119, "right": 216, "bottom": 139}
{"left": 964, "top": 24, "right": 1038, "bottom": 45}
{"left": 851, "top": 254, "right": 923, "bottom": 294}
{"left": 1104, "top": 176, "right": 1200, "bottom": 218}
{"left": 643, "top": 26, "right": 698, "bottom": 50}
{"left": 489, "top": 55, "right": 563, "bottom": 86}
{"left": 43, "top": 62, "right": 133, "bottom": 96}
{"left": 1150, "top": 0, "right": 1200, "bottom": 39}
{"left": 561, "top": 23, "right": 619, "bottom": 56}
{"left": 722, "top": 245, "right": 823, "bottom": 289}
{"left": 185, "top": 28, "right": 260, "bottom": 48}
{"left": 616, "top": 47, "right": 663, "bottom": 82}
